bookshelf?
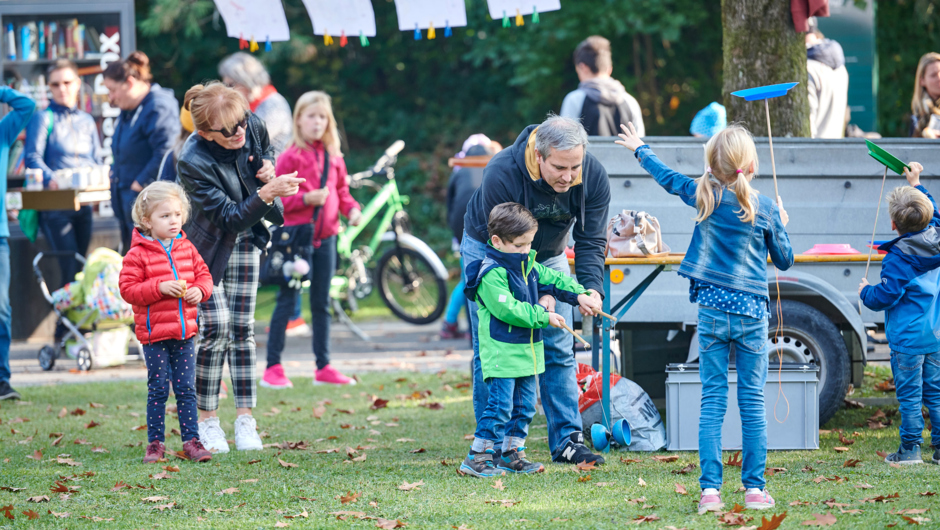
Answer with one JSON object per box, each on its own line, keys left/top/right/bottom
{"left": 0, "top": 0, "right": 135, "bottom": 183}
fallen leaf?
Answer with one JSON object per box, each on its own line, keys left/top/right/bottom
{"left": 26, "top": 449, "right": 42, "bottom": 460}
{"left": 718, "top": 511, "right": 752, "bottom": 526}
{"left": 111, "top": 481, "right": 131, "bottom": 491}
{"left": 842, "top": 459, "right": 861, "bottom": 468}
{"left": 74, "top": 439, "right": 90, "bottom": 445}
{"left": 84, "top": 421, "right": 99, "bottom": 429}
{"left": 861, "top": 492, "right": 899, "bottom": 503}
{"left": 47, "top": 510, "right": 70, "bottom": 518}
{"left": 149, "top": 472, "right": 172, "bottom": 480}
{"left": 833, "top": 447, "right": 849, "bottom": 453}
{"left": 92, "top": 446, "right": 109, "bottom": 454}
{"left": 21, "top": 509, "right": 39, "bottom": 520}
{"left": 153, "top": 502, "right": 176, "bottom": 511}
{"left": 312, "top": 405, "right": 326, "bottom": 419}
{"left": 248, "top": 459, "right": 261, "bottom": 464}
{"left": 919, "top": 491, "right": 937, "bottom": 497}
{"left": 632, "top": 514, "right": 661, "bottom": 524}
{"left": 275, "top": 522, "right": 290, "bottom": 528}
{"left": 330, "top": 510, "right": 366, "bottom": 520}
{"left": 652, "top": 455, "right": 679, "bottom": 463}
{"left": 800, "top": 513, "right": 836, "bottom": 526}
{"left": 765, "top": 467, "right": 787, "bottom": 476}
{"left": 56, "top": 457, "right": 81, "bottom": 467}
{"left": 278, "top": 458, "right": 298, "bottom": 468}
{"left": 838, "top": 508, "right": 863, "bottom": 514}
{"left": 854, "top": 483, "right": 874, "bottom": 489}
{"left": 484, "top": 499, "right": 519, "bottom": 507}
{"left": 337, "top": 408, "right": 355, "bottom": 414}
{"left": 620, "top": 457, "right": 641, "bottom": 464}
{"left": 638, "top": 477, "right": 646, "bottom": 487}
{"left": 217, "top": 487, "right": 239, "bottom": 495}
{"left": 240, "top": 479, "right": 258, "bottom": 483}
{"left": 371, "top": 398, "right": 389, "bottom": 410}
{"left": 340, "top": 491, "right": 361, "bottom": 504}
{"left": 578, "top": 474, "right": 592, "bottom": 483}
{"left": 284, "top": 509, "right": 309, "bottom": 519}
{"left": 902, "top": 516, "right": 931, "bottom": 525}
{"left": 70, "top": 408, "right": 86, "bottom": 416}
{"left": 0, "top": 487, "right": 25, "bottom": 492}
{"left": 822, "top": 499, "right": 850, "bottom": 509}
{"left": 674, "top": 483, "right": 688, "bottom": 495}
{"left": 142, "top": 496, "right": 169, "bottom": 503}
{"left": 672, "top": 463, "right": 697, "bottom": 475}
{"left": 26, "top": 496, "right": 50, "bottom": 503}
{"left": 375, "top": 518, "right": 407, "bottom": 529}
{"left": 491, "top": 479, "right": 505, "bottom": 491}
{"left": 838, "top": 431, "right": 855, "bottom": 446}
{"left": 755, "top": 511, "right": 787, "bottom": 530}
{"left": 409, "top": 448, "right": 426, "bottom": 454}
{"left": 725, "top": 451, "right": 742, "bottom": 467}
{"left": 398, "top": 480, "right": 424, "bottom": 491}
{"left": 0, "top": 505, "right": 12, "bottom": 520}
{"left": 790, "top": 501, "right": 815, "bottom": 506}
{"left": 576, "top": 461, "right": 598, "bottom": 471}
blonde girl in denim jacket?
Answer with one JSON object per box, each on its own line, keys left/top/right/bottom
{"left": 616, "top": 123, "right": 794, "bottom": 513}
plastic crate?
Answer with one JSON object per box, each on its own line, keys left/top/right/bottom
{"left": 665, "top": 362, "right": 819, "bottom": 450}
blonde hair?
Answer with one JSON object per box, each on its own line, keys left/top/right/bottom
{"left": 183, "top": 81, "right": 249, "bottom": 133}
{"left": 888, "top": 186, "right": 934, "bottom": 234}
{"left": 911, "top": 52, "right": 940, "bottom": 137}
{"left": 132, "top": 181, "right": 191, "bottom": 235}
{"left": 291, "top": 91, "right": 342, "bottom": 155}
{"left": 694, "top": 125, "right": 759, "bottom": 224}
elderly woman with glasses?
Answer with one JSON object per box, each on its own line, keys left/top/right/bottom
{"left": 176, "top": 81, "right": 303, "bottom": 454}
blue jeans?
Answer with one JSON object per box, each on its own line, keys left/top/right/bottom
{"left": 697, "top": 305, "right": 769, "bottom": 490}
{"left": 890, "top": 350, "right": 940, "bottom": 448}
{"left": 0, "top": 238, "right": 9, "bottom": 384}
{"left": 143, "top": 338, "right": 198, "bottom": 443}
{"left": 445, "top": 257, "right": 466, "bottom": 324}
{"left": 461, "top": 232, "right": 580, "bottom": 457}
{"left": 473, "top": 375, "right": 537, "bottom": 451}
{"left": 40, "top": 207, "right": 93, "bottom": 289}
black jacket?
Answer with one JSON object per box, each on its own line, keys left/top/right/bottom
{"left": 446, "top": 145, "right": 488, "bottom": 242}
{"left": 177, "top": 113, "right": 283, "bottom": 284}
{"left": 463, "top": 125, "right": 610, "bottom": 296}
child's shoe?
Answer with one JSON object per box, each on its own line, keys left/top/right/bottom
{"left": 234, "top": 414, "right": 263, "bottom": 451}
{"left": 197, "top": 416, "right": 230, "bottom": 454}
{"left": 884, "top": 443, "right": 923, "bottom": 465}
{"left": 497, "top": 447, "right": 544, "bottom": 474}
{"left": 551, "top": 432, "right": 605, "bottom": 465}
{"left": 142, "top": 440, "right": 165, "bottom": 463}
{"left": 259, "top": 364, "right": 293, "bottom": 389}
{"left": 457, "top": 449, "right": 506, "bottom": 478}
{"left": 744, "top": 488, "right": 776, "bottom": 510}
{"left": 931, "top": 447, "right": 940, "bottom": 465}
{"left": 698, "top": 489, "right": 723, "bottom": 514}
{"left": 285, "top": 317, "right": 310, "bottom": 337}
{"left": 315, "top": 365, "right": 356, "bottom": 385}
{"left": 182, "top": 438, "right": 212, "bottom": 462}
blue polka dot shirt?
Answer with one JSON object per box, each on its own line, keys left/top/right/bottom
{"left": 687, "top": 277, "right": 769, "bottom": 320}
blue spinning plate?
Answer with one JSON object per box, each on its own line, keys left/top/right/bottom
{"left": 731, "top": 82, "right": 800, "bottom": 101}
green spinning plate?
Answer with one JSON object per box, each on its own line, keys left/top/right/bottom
{"left": 866, "top": 139, "right": 910, "bottom": 175}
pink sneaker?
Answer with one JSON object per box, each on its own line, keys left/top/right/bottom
{"left": 744, "top": 489, "right": 775, "bottom": 510}
{"left": 698, "top": 491, "right": 723, "bottom": 514}
{"left": 259, "top": 364, "right": 293, "bottom": 389}
{"left": 315, "top": 365, "right": 356, "bottom": 385}
{"left": 219, "top": 380, "right": 228, "bottom": 400}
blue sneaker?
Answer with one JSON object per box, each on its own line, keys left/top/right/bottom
{"left": 497, "top": 447, "right": 544, "bottom": 474}
{"left": 458, "top": 449, "right": 506, "bottom": 478}
{"left": 884, "top": 444, "right": 923, "bottom": 465}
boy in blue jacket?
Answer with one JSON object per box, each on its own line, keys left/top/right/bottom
{"left": 859, "top": 161, "right": 940, "bottom": 465}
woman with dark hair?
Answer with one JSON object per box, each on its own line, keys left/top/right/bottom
{"left": 103, "top": 51, "right": 180, "bottom": 252}
{"left": 176, "top": 81, "right": 303, "bottom": 453}
{"left": 24, "top": 59, "right": 102, "bottom": 287}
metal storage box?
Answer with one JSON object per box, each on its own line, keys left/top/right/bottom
{"left": 665, "top": 363, "right": 819, "bottom": 451}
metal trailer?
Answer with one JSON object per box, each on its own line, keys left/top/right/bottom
{"left": 581, "top": 137, "right": 940, "bottom": 425}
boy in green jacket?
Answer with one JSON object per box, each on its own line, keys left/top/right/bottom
{"left": 458, "top": 203, "right": 600, "bottom": 477}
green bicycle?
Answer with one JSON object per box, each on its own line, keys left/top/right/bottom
{"left": 329, "top": 141, "right": 448, "bottom": 335}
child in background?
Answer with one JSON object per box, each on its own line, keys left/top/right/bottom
{"left": 616, "top": 123, "right": 793, "bottom": 511}
{"left": 459, "top": 203, "right": 600, "bottom": 477}
{"left": 859, "top": 161, "right": 940, "bottom": 465}
{"left": 119, "top": 181, "right": 214, "bottom": 463}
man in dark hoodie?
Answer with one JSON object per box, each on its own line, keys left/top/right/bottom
{"left": 462, "top": 116, "right": 610, "bottom": 466}
{"left": 806, "top": 18, "right": 849, "bottom": 139}
{"left": 560, "top": 36, "right": 645, "bottom": 137}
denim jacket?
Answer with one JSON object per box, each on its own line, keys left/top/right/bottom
{"left": 634, "top": 145, "right": 794, "bottom": 297}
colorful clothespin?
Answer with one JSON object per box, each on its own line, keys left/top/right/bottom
{"left": 340, "top": 30, "right": 347, "bottom": 47}
{"left": 502, "top": 10, "right": 510, "bottom": 27}
{"left": 323, "top": 31, "right": 333, "bottom": 46}
{"left": 515, "top": 8, "right": 524, "bottom": 26}
{"left": 249, "top": 36, "right": 259, "bottom": 52}
{"left": 428, "top": 23, "right": 436, "bottom": 40}
{"left": 444, "top": 20, "right": 452, "bottom": 37}
{"left": 239, "top": 33, "right": 248, "bottom": 50}
{"left": 532, "top": 6, "right": 540, "bottom": 23}
{"left": 359, "top": 31, "right": 369, "bottom": 47}
{"left": 414, "top": 24, "right": 421, "bottom": 40}
{"left": 265, "top": 36, "right": 272, "bottom": 52}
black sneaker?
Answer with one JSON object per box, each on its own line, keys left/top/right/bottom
{"left": 457, "top": 449, "right": 506, "bottom": 478}
{"left": 552, "top": 432, "right": 605, "bottom": 465}
{"left": 498, "top": 447, "right": 544, "bottom": 474}
{"left": 931, "top": 447, "right": 940, "bottom": 465}
{"left": 0, "top": 381, "right": 21, "bottom": 400}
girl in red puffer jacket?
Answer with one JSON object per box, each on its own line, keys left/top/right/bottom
{"left": 119, "top": 181, "right": 214, "bottom": 464}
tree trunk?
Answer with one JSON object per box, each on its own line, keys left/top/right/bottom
{"left": 722, "top": 0, "right": 810, "bottom": 137}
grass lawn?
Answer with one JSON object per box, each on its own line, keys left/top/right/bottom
{"left": 1, "top": 372, "right": 937, "bottom": 529}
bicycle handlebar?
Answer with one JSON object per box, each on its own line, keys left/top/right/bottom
{"left": 350, "top": 140, "right": 405, "bottom": 182}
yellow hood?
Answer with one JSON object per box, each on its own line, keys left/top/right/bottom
{"left": 524, "top": 127, "right": 583, "bottom": 187}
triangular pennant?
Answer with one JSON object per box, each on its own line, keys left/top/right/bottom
{"left": 428, "top": 23, "right": 436, "bottom": 39}
{"left": 532, "top": 6, "right": 540, "bottom": 23}
{"left": 414, "top": 24, "right": 421, "bottom": 40}
{"left": 324, "top": 31, "right": 333, "bottom": 46}
{"left": 265, "top": 36, "right": 272, "bottom": 52}
{"left": 444, "top": 20, "right": 452, "bottom": 37}
{"left": 502, "top": 10, "right": 510, "bottom": 27}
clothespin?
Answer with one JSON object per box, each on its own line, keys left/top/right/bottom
{"left": 249, "top": 36, "right": 259, "bottom": 52}
{"left": 340, "top": 30, "right": 347, "bottom": 47}
{"left": 502, "top": 10, "right": 510, "bottom": 27}
{"left": 414, "top": 24, "right": 421, "bottom": 40}
{"left": 359, "top": 31, "right": 369, "bottom": 47}
{"left": 265, "top": 35, "right": 272, "bottom": 52}
{"left": 323, "top": 30, "right": 333, "bottom": 46}
{"left": 532, "top": 6, "right": 540, "bottom": 23}
{"left": 444, "top": 20, "right": 452, "bottom": 37}
{"left": 239, "top": 33, "right": 248, "bottom": 50}
{"left": 428, "top": 22, "right": 436, "bottom": 40}
{"left": 515, "top": 8, "right": 524, "bottom": 26}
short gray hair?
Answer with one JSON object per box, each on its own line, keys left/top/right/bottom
{"left": 218, "top": 52, "right": 270, "bottom": 91}
{"left": 535, "top": 115, "right": 589, "bottom": 159}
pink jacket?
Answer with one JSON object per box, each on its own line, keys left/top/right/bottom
{"left": 277, "top": 142, "right": 360, "bottom": 247}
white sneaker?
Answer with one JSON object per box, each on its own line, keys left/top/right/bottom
{"left": 198, "top": 417, "right": 230, "bottom": 454}
{"left": 234, "top": 414, "right": 263, "bottom": 451}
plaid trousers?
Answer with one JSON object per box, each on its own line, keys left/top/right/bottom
{"left": 195, "top": 233, "right": 260, "bottom": 411}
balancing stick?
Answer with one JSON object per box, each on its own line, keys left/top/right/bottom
{"left": 558, "top": 321, "right": 591, "bottom": 348}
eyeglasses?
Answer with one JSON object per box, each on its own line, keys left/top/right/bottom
{"left": 208, "top": 112, "right": 249, "bottom": 138}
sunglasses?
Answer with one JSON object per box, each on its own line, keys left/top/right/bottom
{"left": 209, "top": 112, "right": 249, "bottom": 138}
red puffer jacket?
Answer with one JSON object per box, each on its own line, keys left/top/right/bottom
{"left": 119, "top": 229, "right": 213, "bottom": 345}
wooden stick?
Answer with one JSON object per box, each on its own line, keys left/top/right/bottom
{"left": 596, "top": 310, "right": 617, "bottom": 321}
{"left": 558, "top": 321, "right": 591, "bottom": 348}
{"left": 764, "top": 98, "right": 780, "bottom": 200}
{"left": 859, "top": 165, "right": 889, "bottom": 314}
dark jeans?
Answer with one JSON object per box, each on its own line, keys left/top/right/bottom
{"left": 0, "top": 238, "right": 10, "bottom": 385}
{"left": 111, "top": 185, "right": 138, "bottom": 254}
{"left": 890, "top": 350, "right": 940, "bottom": 448}
{"left": 40, "top": 206, "right": 93, "bottom": 289}
{"left": 266, "top": 235, "right": 336, "bottom": 370}
{"left": 143, "top": 338, "right": 198, "bottom": 443}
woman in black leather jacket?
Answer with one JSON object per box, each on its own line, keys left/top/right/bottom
{"left": 176, "top": 82, "right": 303, "bottom": 454}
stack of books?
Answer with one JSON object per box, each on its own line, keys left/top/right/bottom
{"left": 4, "top": 18, "right": 107, "bottom": 62}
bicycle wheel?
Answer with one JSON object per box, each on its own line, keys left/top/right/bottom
{"left": 376, "top": 247, "right": 446, "bottom": 325}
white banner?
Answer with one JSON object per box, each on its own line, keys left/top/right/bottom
{"left": 393, "top": 0, "right": 467, "bottom": 31}
{"left": 301, "top": 0, "right": 376, "bottom": 37}
{"left": 486, "top": 0, "right": 561, "bottom": 20}
{"left": 213, "top": 0, "right": 290, "bottom": 42}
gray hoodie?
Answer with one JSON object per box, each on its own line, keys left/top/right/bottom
{"left": 560, "top": 77, "right": 645, "bottom": 137}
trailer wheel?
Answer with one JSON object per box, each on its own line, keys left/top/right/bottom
{"left": 768, "top": 300, "right": 850, "bottom": 426}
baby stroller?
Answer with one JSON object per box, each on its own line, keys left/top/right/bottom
{"left": 33, "top": 248, "right": 140, "bottom": 371}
